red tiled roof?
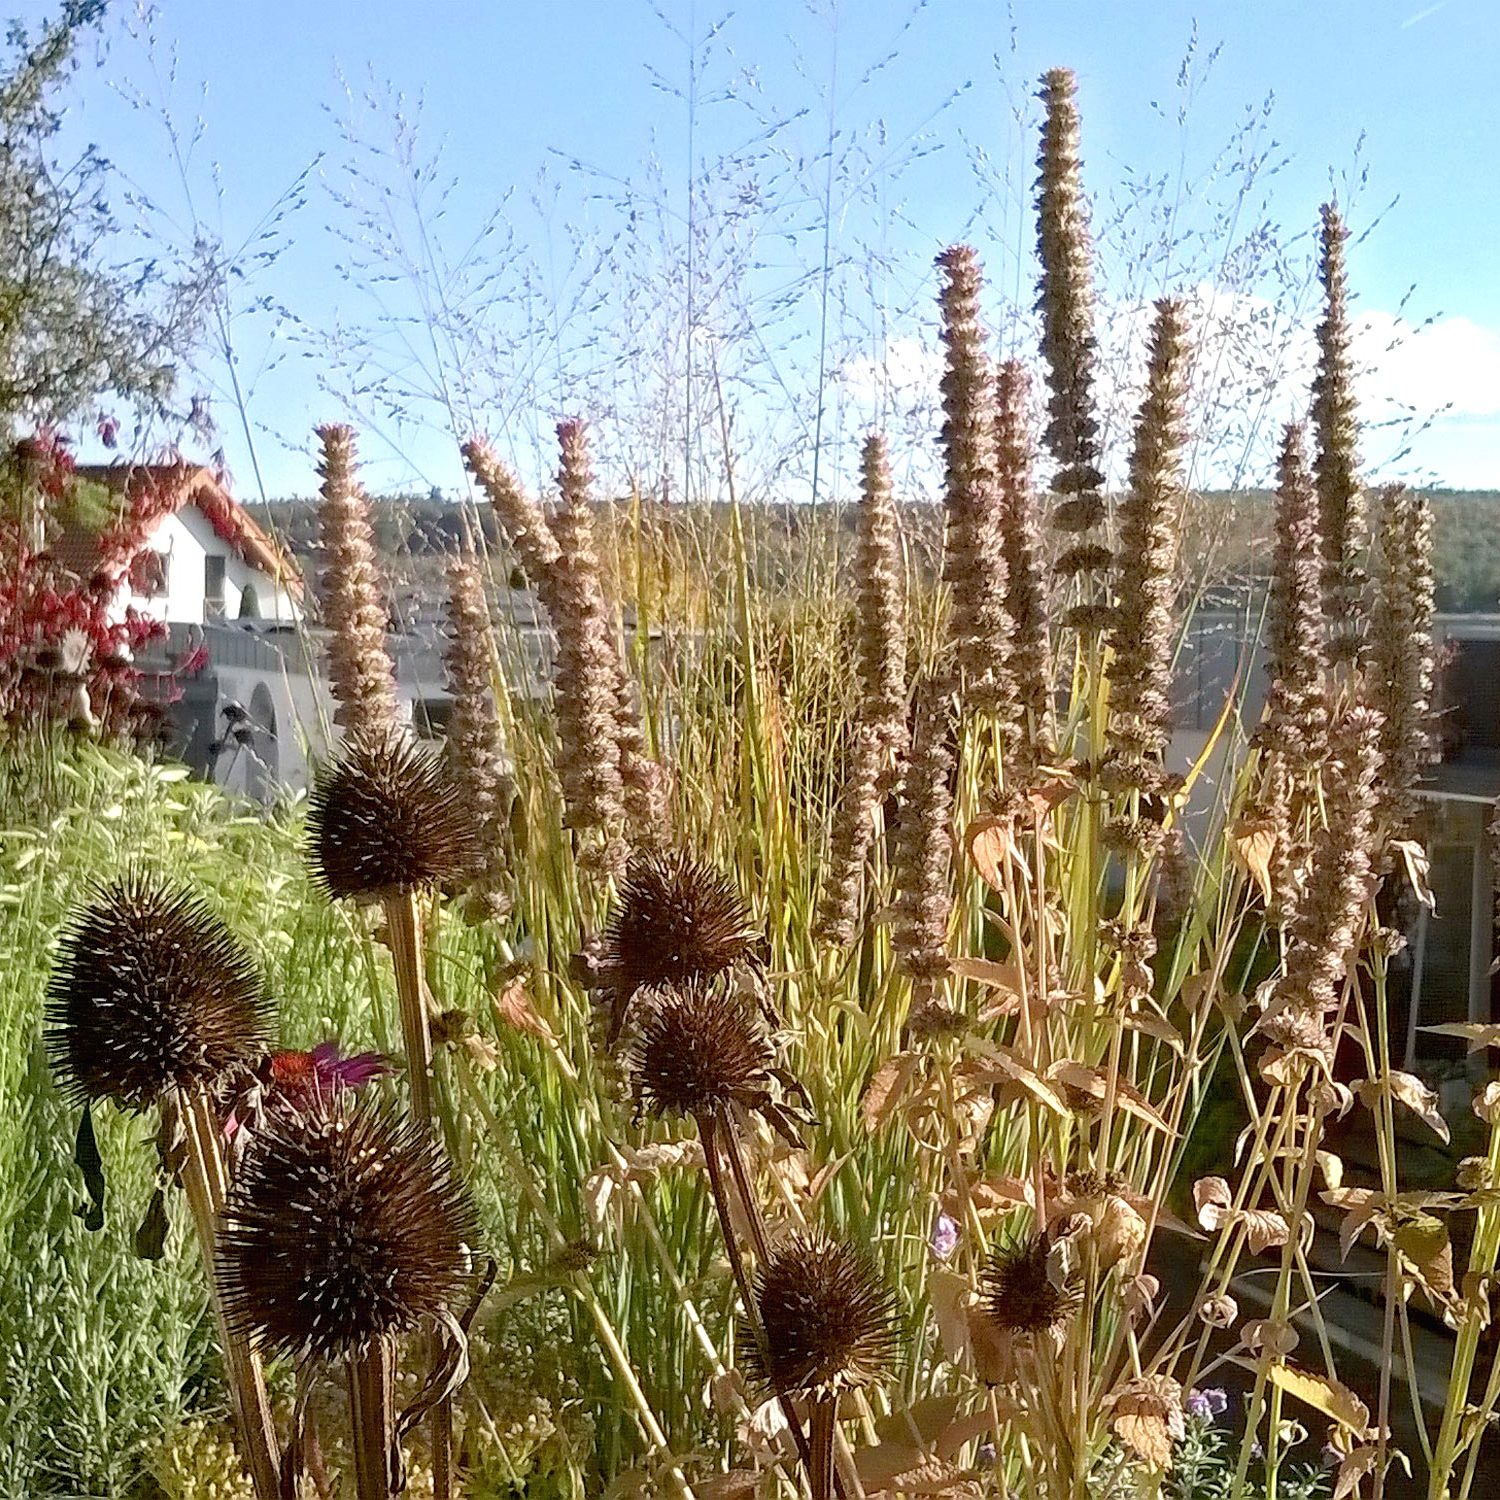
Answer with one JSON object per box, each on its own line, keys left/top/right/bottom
{"left": 69, "top": 462, "right": 304, "bottom": 598}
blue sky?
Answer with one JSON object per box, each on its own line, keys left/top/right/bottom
{"left": 42, "top": 0, "right": 1500, "bottom": 496}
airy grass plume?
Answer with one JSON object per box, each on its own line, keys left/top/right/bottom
{"left": 309, "top": 730, "right": 483, "bottom": 904}
{"left": 1311, "top": 203, "right": 1366, "bottom": 664}
{"left": 1109, "top": 297, "right": 1191, "bottom": 762}
{"left": 315, "top": 424, "right": 399, "bottom": 739}
{"left": 1371, "top": 485, "right": 1434, "bottom": 836}
{"left": 47, "top": 874, "right": 269, "bottom": 1109}
{"left": 218, "top": 1098, "right": 475, "bottom": 1362}
{"left": 892, "top": 675, "right": 957, "bottom": 983}
{"left": 935, "top": 246, "right": 1016, "bottom": 724}
{"left": 443, "top": 554, "right": 514, "bottom": 920}
{"left": 1036, "top": 67, "right": 1109, "bottom": 619}
{"left": 982, "top": 1233, "right": 1082, "bottom": 1335}
{"left": 629, "top": 982, "right": 775, "bottom": 1123}
{"left": 599, "top": 851, "right": 760, "bottom": 1041}
{"left": 1259, "top": 424, "right": 1327, "bottom": 763}
{"left": 744, "top": 1230, "right": 897, "bottom": 1399}
{"left": 996, "top": 360, "right": 1053, "bottom": 741}
{"left": 549, "top": 419, "right": 628, "bottom": 842}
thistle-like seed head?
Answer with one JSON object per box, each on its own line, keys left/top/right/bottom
{"left": 599, "top": 852, "right": 759, "bottom": 1035}
{"left": 629, "top": 983, "right": 774, "bottom": 1122}
{"left": 47, "top": 875, "right": 269, "bottom": 1109}
{"left": 218, "top": 1098, "right": 475, "bottom": 1361}
{"left": 745, "top": 1230, "right": 897, "bottom": 1399}
{"left": 982, "top": 1234, "right": 1082, "bottom": 1335}
{"left": 308, "top": 730, "right": 483, "bottom": 902}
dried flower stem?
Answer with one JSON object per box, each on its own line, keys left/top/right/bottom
{"left": 345, "top": 1337, "right": 396, "bottom": 1500}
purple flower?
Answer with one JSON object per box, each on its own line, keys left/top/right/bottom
{"left": 930, "top": 1212, "right": 960, "bottom": 1260}
{"left": 976, "top": 1443, "right": 996, "bottom": 1467}
{"left": 1186, "top": 1387, "right": 1228, "bottom": 1421}
{"left": 307, "top": 1040, "right": 391, "bottom": 1089}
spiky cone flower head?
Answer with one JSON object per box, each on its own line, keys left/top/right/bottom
{"left": 629, "top": 981, "right": 776, "bottom": 1124}
{"left": 934, "top": 247, "right": 1017, "bottom": 725}
{"left": 1371, "top": 484, "right": 1435, "bottom": 840}
{"left": 995, "top": 359, "right": 1054, "bottom": 748}
{"left": 744, "top": 1230, "right": 898, "bottom": 1400}
{"left": 981, "top": 1233, "right": 1083, "bottom": 1339}
{"left": 1257, "top": 423, "right": 1327, "bottom": 766}
{"left": 1109, "top": 297, "right": 1191, "bottom": 763}
{"left": 218, "top": 1097, "right": 476, "bottom": 1363}
{"left": 1035, "top": 67, "right": 1108, "bottom": 612}
{"left": 597, "top": 851, "right": 760, "bottom": 1042}
{"left": 442, "top": 553, "right": 515, "bottom": 920}
{"left": 309, "top": 729, "right": 483, "bottom": 904}
{"left": 547, "top": 419, "right": 628, "bottom": 844}
{"left": 47, "top": 874, "right": 270, "bottom": 1111}
{"left": 315, "top": 424, "right": 400, "bottom": 740}
{"left": 1310, "top": 202, "right": 1366, "bottom": 666}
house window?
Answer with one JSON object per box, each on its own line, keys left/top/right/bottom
{"left": 204, "top": 555, "right": 226, "bottom": 619}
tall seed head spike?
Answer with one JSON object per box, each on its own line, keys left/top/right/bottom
{"left": 218, "top": 1097, "right": 476, "bottom": 1362}
{"left": 47, "top": 874, "right": 270, "bottom": 1110}
{"left": 629, "top": 982, "right": 775, "bottom": 1122}
{"left": 744, "top": 1230, "right": 898, "bottom": 1399}
{"left": 599, "top": 851, "right": 760, "bottom": 1038}
{"left": 308, "top": 729, "right": 484, "bottom": 903}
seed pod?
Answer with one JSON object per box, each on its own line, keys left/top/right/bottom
{"left": 981, "top": 1233, "right": 1082, "bottom": 1335}
{"left": 629, "top": 982, "right": 775, "bottom": 1122}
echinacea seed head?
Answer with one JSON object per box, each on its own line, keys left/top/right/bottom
{"left": 218, "top": 1098, "right": 475, "bottom": 1361}
{"left": 744, "top": 1230, "right": 897, "bottom": 1399}
{"left": 982, "top": 1234, "right": 1081, "bottom": 1335}
{"left": 47, "top": 874, "right": 269, "bottom": 1109}
{"left": 629, "top": 982, "right": 774, "bottom": 1122}
{"left": 308, "top": 730, "right": 483, "bottom": 902}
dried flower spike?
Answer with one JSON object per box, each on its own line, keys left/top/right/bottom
{"left": 219, "top": 1098, "right": 475, "bottom": 1362}
{"left": 892, "top": 677, "right": 957, "bottom": 982}
{"left": 745, "top": 1230, "right": 897, "bottom": 1399}
{"left": 629, "top": 982, "right": 775, "bottom": 1122}
{"left": 315, "top": 424, "right": 399, "bottom": 740}
{"left": 598, "top": 851, "right": 759, "bottom": 1041}
{"left": 309, "top": 730, "right": 483, "bottom": 903}
{"left": 47, "top": 875, "right": 269, "bottom": 1109}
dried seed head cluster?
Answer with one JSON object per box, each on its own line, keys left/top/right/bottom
{"left": 460, "top": 437, "right": 562, "bottom": 593}
{"left": 854, "top": 433, "right": 909, "bottom": 766}
{"left": 1035, "top": 67, "right": 1109, "bottom": 621}
{"left": 47, "top": 876, "right": 269, "bottom": 1109}
{"left": 315, "top": 424, "right": 399, "bottom": 739}
{"left": 1371, "top": 485, "right": 1435, "bottom": 837}
{"left": 443, "top": 555, "right": 514, "bottom": 920}
{"left": 309, "top": 730, "right": 483, "bottom": 903}
{"left": 982, "top": 1234, "right": 1082, "bottom": 1335}
{"left": 1110, "top": 298, "right": 1190, "bottom": 763}
{"left": 1310, "top": 203, "right": 1366, "bottom": 664}
{"left": 935, "top": 246, "right": 1017, "bottom": 724}
{"left": 599, "top": 852, "right": 760, "bottom": 1040}
{"left": 892, "top": 678, "right": 957, "bottom": 983}
{"left": 995, "top": 360, "right": 1053, "bottom": 742}
{"left": 1265, "top": 705, "right": 1383, "bottom": 1056}
{"left": 629, "top": 982, "right": 775, "bottom": 1122}
{"left": 817, "top": 724, "right": 884, "bottom": 945}
{"left": 218, "top": 1099, "right": 475, "bottom": 1362}
{"left": 745, "top": 1230, "right": 897, "bottom": 1398}
{"left": 1259, "top": 424, "right": 1327, "bottom": 764}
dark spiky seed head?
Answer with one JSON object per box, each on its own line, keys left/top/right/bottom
{"left": 744, "top": 1230, "right": 898, "bottom": 1398}
{"left": 600, "top": 852, "right": 759, "bottom": 1018}
{"left": 982, "top": 1234, "right": 1081, "bottom": 1335}
{"left": 46, "top": 875, "right": 269, "bottom": 1109}
{"left": 309, "top": 730, "right": 483, "bottom": 901}
{"left": 630, "top": 983, "right": 773, "bottom": 1121}
{"left": 218, "top": 1098, "right": 475, "bottom": 1361}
